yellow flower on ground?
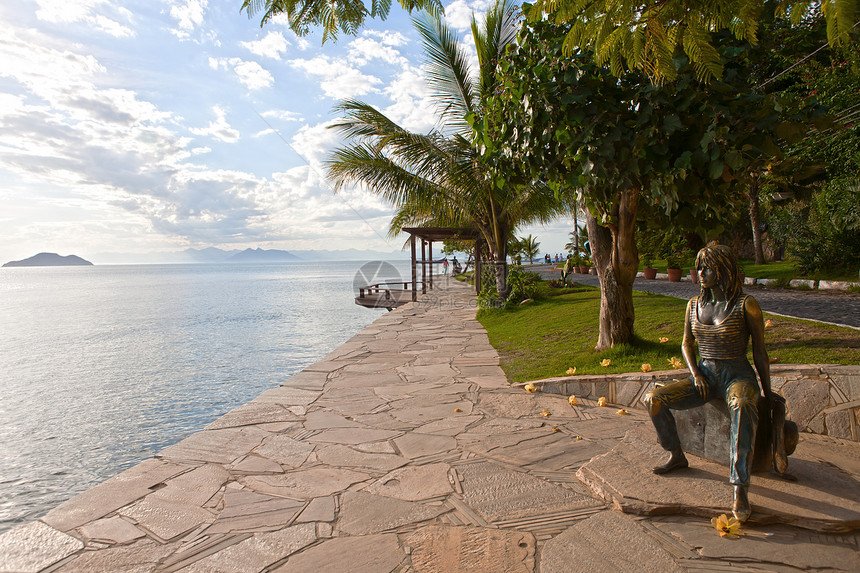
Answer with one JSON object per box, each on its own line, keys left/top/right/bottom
{"left": 711, "top": 514, "right": 742, "bottom": 539}
{"left": 541, "top": 410, "right": 552, "bottom": 417}
{"left": 552, "top": 427, "right": 560, "bottom": 432}
{"left": 597, "top": 397, "right": 608, "bottom": 407}
{"left": 568, "top": 395, "right": 578, "bottom": 406}
{"left": 668, "top": 356, "right": 684, "bottom": 369}
{"left": 576, "top": 436, "right": 583, "bottom": 440}
{"left": 765, "top": 319, "right": 773, "bottom": 328}
{"left": 566, "top": 367, "right": 577, "bottom": 375}
{"left": 641, "top": 363, "right": 652, "bottom": 373}
{"left": 524, "top": 383, "right": 537, "bottom": 393}
{"left": 600, "top": 359, "right": 611, "bottom": 367}
{"left": 616, "top": 409, "right": 629, "bottom": 415}
{"left": 454, "top": 408, "right": 462, "bottom": 412}
{"left": 659, "top": 337, "right": 669, "bottom": 343}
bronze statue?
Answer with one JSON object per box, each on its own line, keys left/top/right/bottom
{"left": 645, "top": 245, "right": 773, "bottom": 522}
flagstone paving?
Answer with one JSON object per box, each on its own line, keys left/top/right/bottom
{"left": 1, "top": 278, "right": 858, "bottom": 572}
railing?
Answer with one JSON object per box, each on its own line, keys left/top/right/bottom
{"left": 357, "top": 281, "right": 425, "bottom": 301}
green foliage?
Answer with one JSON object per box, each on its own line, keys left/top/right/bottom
{"left": 784, "top": 178, "right": 860, "bottom": 274}
{"left": 526, "top": 0, "right": 859, "bottom": 83}
{"left": 520, "top": 234, "right": 541, "bottom": 262}
{"left": 242, "top": 0, "right": 442, "bottom": 43}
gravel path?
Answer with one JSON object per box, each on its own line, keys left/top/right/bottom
{"left": 528, "top": 264, "right": 860, "bottom": 329}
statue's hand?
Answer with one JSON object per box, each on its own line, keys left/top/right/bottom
{"left": 692, "top": 373, "right": 708, "bottom": 400}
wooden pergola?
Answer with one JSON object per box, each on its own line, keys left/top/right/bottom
{"left": 402, "top": 227, "right": 484, "bottom": 302}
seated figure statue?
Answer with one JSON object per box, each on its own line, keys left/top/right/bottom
{"left": 645, "top": 244, "right": 778, "bottom": 522}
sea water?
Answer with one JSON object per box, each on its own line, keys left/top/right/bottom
{"left": 0, "top": 260, "right": 414, "bottom": 533}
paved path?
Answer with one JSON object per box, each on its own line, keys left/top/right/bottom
{"left": 530, "top": 264, "right": 860, "bottom": 329}
{"left": 1, "top": 279, "right": 858, "bottom": 572}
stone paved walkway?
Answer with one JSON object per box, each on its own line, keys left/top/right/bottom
{"left": 1, "top": 279, "right": 858, "bottom": 572}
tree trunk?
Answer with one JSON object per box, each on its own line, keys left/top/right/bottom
{"left": 587, "top": 188, "right": 640, "bottom": 350}
{"left": 749, "top": 179, "right": 766, "bottom": 266}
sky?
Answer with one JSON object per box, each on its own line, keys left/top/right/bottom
{"left": 0, "top": 0, "right": 577, "bottom": 263}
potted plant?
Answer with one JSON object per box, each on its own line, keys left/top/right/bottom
{"left": 642, "top": 252, "right": 657, "bottom": 280}
{"left": 579, "top": 255, "right": 591, "bottom": 274}
{"left": 662, "top": 234, "right": 687, "bottom": 282}
{"left": 638, "top": 228, "right": 659, "bottom": 280}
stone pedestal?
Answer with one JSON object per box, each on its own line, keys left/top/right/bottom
{"left": 674, "top": 397, "right": 794, "bottom": 474}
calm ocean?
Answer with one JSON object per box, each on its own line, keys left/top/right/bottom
{"left": 0, "top": 260, "right": 413, "bottom": 533}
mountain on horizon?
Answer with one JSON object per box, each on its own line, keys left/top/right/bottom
{"left": 3, "top": 253, "right": 94, "bottom": 267}
{"left": 228, "top": 248, "right": 300, "bottom": 262}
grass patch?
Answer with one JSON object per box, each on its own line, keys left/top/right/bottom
{"left": 478, "top": 285, "right": 860, "bottom": 383}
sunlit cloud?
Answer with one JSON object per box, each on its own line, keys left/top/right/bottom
{"left": 209, "top": 57, "right": 274, "bottom": 90}
{"left": 241, "top": 31, "right": 290, "bottom": 59}
{"left": 189, "top": 106, "right": 240, "bottom": 143}
{"left": 32, "top": 0, "right": 134, "bottom": 37}
{"left": 168, "top": 0, "right": 208, "bottom": 38}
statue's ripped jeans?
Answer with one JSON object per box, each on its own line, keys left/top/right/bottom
{"left": 645, "top": 357, "right": 760, "bottom": 486}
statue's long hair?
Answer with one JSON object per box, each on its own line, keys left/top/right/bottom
{"left": 695, "top": 245, "right": 743, "bottom": 307}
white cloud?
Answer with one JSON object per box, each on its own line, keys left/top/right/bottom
{"left": 289, "top": 56, "right": 381, "bottom": 99}
{"left": 382, "top": 66, "right": 435, "bottom": 132}
{"left": 261, "top": 109, "right": 301, "bottom": 122}
{"left": 241, "top": 31, "right": 289, "bottom": 60}
{"left": 443, "top": 0, "right": 492, "bottom": 31}
{"left": 32, "top": 0, "right": 134, "bottom": 37}
{"left": 190, "top": 106, "right": 239, "bottom": 143}
{"left": 348, "top": 31, "right": 409, "bottom": 66}
{"left": 210, "top": 57, "right": 274, "bottom": 90}
{"left": 168, "top": 0, "right": 208, "bottom": 38}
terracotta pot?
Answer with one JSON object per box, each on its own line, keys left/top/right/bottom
{"left": 643, "top": 267, "right": 657, "bottom": 280}
{"left": 667, "top": 268, "right": 682, "bottom": 282}
{"left": 589, "top": 267, "right": 597, "bottom": 275}
{"left": 690, "top": 269, "right": 698, "bottom": 284}
{"left": 578, "top": 266, "right": 588, "bottom": 274}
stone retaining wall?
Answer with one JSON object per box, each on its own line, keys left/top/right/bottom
{"left": 524, "top": 364, "right": 860, "bottom": 441}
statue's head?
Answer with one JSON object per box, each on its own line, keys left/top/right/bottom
{"left": 695, "top": 244, "right": 742, "bottom": 305}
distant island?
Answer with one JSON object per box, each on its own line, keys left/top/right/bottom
{"left": 3, "top": 253, "right": 94, "bottom": 267}
{"left": 228, "top": 248, "right": 300, "bottom": 262}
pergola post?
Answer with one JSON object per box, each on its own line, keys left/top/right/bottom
{"left": 421, "top": 239, "right": 427, "bottom": 294}
{"left": 411, "top": 234, "right": 417, "bottom": 302}
{"left": 429, "top": 241, "right": 433, "bottom": 290}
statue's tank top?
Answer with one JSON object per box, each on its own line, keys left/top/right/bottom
{"left": 690, "top": 295, "right": 749, "bottom": 359}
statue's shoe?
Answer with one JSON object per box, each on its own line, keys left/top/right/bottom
{"left": 652, "top": 450, "right": 689, "bottom": 474}
{"left": 733, "top": 485, "right": 751, "bottom": 522}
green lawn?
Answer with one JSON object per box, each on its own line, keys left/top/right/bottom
{"left": 629, "top": 258, "right": 858, "bottom": 283}
{"left": 478, "top": 285, "right": 860, "bottom": 383}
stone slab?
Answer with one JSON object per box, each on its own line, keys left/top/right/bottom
{"left": 540, "top": 511, "right": 685, "bottom": 573}
{"left": 316, "top": 444, "right": 409, "bottom": 472}
{"left": 273, "top": 533, "right": 404, "bottom": 573}
{"left": 361, "top": 463, "right": 453, "bottom": 501}
{"left": 150, "top": 463, "right": 229, "bottom": 507}
{"left": 253, "top": 434, "right": 316, "bottom": 468}
{"left": 653, "top": 517, "right": 860, "bottom": 571}
{"left": 456, "top": 460, "right": 599, "bottom": 523}
{"left": 242, "top": 467, "right": 372, "bottom": 499}
{"left": 119, "top": 496, "right": 215, "bottom": 541}
{"left": 393, "top": 433, "right": 457, "bottom": 459}
{"left": 206, "top": 402, "right": 303, "bottom": 430}
{"left": 302, "top": 410, "right": 365, "bottom": 430}
{"left": 306, "top": 427, "right": 402, "bottom": 445}
{"left": 0, "top": 521, "right": 83, "bottom": 573}
{"left": 42, "top": 458, "right": 192, "bottom": 532}
{"left": 230, "top": 454, "right": 285, "bottom": 475}
{"left": 254, "top": 387, "right": 321, "bottom": 406}
{"left": 52, "top": 538, "right": 178, "bottom": 573}
{"left": 415, "top": 415, "right": 483, "bottom": 436}
{"left": 407, "top": 525, "right": 535, "bottom": 572}
{"left": 336, "top": 491, "right": 446, "bottom": 535}
{"left": 205, "top": 490, "right": 306, "bottom": 534}
{"left": 158, "top": 427, "right": 269, "bottom": 464}
{"left": 576, "top": 425, "right": 860, "bottom": 531}
{"left": 294, "top": 496, "right": 336, "bottom": 523}
{"left": 78, "top": 516, "right": 145, "bottom": 544}
{"left": 182, "top": 523, "right": 317, "bottom": 573}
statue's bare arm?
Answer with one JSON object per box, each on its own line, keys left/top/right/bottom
{"left": 745, "top": 296, "right": 772, "bottom": 397}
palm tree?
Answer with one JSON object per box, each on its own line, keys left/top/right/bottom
{"left": 326, "top": 0, "right": 564, "bottom": 297}
{"left": 242, "top": 0, "right": 443, "bottom": 44}
{"left": 521, "top": 234, "right": 540, "bottom": 263}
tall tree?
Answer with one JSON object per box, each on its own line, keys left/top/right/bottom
{"left": 521, "top": 234, "right": 541, "bottom": 263}
{"left": 527, "top": 0, "right": 858, "bottom": 83}
{"left": 326, "top": 0, "right": 564, "bottom": 297}
{"left": 481, "top": 12, "right": 795, "bottom": 349}
{"left": 242, "top": 0, "right": 443, "bottom": 43}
